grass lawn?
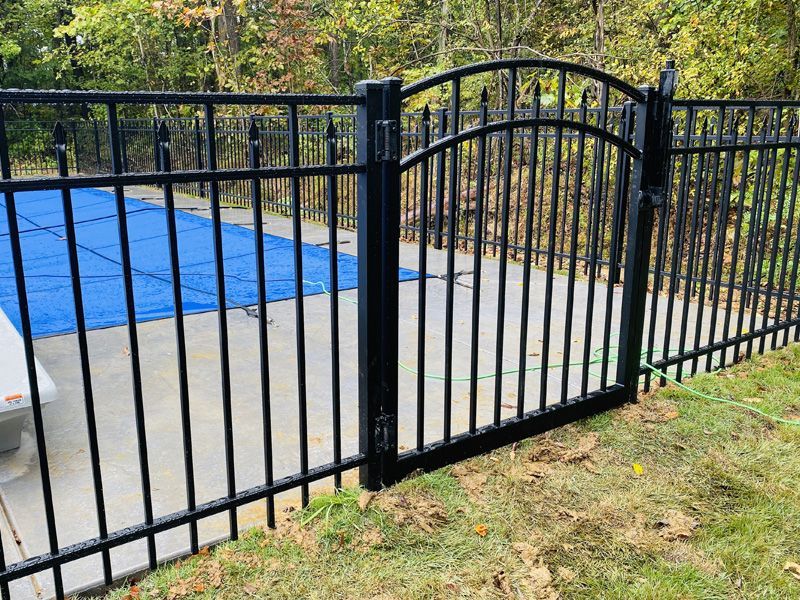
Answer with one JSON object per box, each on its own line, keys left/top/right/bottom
{"left": 105, "top": 344, "right": 800, "bottom": 599}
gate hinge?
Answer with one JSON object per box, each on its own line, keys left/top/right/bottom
{"left": 374, "top": 413, "right": 397, "bottom": 453}
{"left": 375, "top": 120, "right": 399, "bottom": 161}
{"left": 638, "top": 188, "right": 664, "bottom": 209}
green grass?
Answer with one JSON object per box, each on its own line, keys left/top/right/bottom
{"left": 103, "top": 344, "right": 800, "bottom": 599}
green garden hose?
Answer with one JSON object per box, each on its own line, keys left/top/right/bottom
{"left": 304, "top": 279, "right": 800, "bottom": 426}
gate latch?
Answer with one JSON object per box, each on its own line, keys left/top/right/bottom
{"left": 376, "top": 120, "right": 399, "bottom": 161}
{"left": 374, "top": 413, "right": 396, "bottom": 453}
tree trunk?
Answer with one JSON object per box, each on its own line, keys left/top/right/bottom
{"left": 329, "top": 37, "right": 341, "bottom": 89}
{"left": 789, "top": 0, "right": 799, "bottom": 97}
{"left": 591, "top": 0, "right": 605, "bottom": 97}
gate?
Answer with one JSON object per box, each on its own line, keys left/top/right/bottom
{"left": 355, "top": 60, "right": 676, "bottom": 487}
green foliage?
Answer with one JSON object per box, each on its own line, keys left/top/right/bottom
{"left": 2, "top": 0, "right": 800, "bottom": 99}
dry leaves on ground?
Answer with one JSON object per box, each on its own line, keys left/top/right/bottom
{"left": 529, "top": 433, "right": 599, "bottom": 465}
{"left": 375, "top": 490, "right": 448, "bottom": 533}
{"left": 166, "top": 557, "right": 225, "bottom": 599}
{"left": 261, "top": 508, "right": 318, "bottom": 553}
{"left": 657, "top": 510, "right": 699, "bottom": 541}
{"left": 511, "top": 541, "right": 560, "bottom": 599}
{"left": 451, "top": 463, "right": 489, "bottom": 501}
{"left": 621, "top": 398, "right": 680, "bottom": 425}
{"left": 784, "top": 561, "right": 800, "bottom": 581}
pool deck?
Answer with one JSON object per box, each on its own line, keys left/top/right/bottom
{"left": 0, "top": 186, "right": 744, "bottom": 599}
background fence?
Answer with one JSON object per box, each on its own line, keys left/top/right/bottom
{"left": 1, "top": 61, "right": 799, "bottom": 599}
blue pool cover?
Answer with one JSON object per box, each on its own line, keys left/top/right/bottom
{"left": 0, "top": 188, "right": 419, "bottom": 338}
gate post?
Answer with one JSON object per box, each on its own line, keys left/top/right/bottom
{"left": 356, "top": 78, "right": 402, "bottom": 490}
{"left": 616, "top": 64, "right": 677, "bottom": 402}
{"left": 378, "top": 77, "right": 402, "bottom": 486}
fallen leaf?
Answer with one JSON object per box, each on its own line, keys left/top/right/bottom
{"left": 475, "top": 523, "right": 488, "bottom": 537}
{"left": 784, "top": 562, "right": 800, "bottom": 580}
{"left": 122, "top": 584, "right": 141, "bottom": 600}
{"left": 493, "top": 570, "right": 513, "bottom": 596}
{"left": 193, "top": 583, "right": 206, "bottom": 593}
{"left": 632, "top": 463, "right": 644, "bottom": 475}
{"left": 358, "top": 491, "right": 376, "bottom": 512}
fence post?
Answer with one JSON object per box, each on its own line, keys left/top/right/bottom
{"left": 616, "top": 64, "right": 677, "bottom": 402}
{"left": 356, "top": 79, "right": 384, "bottom": 490}
{"left": 356, "top": 77, "right": 401, "bottom": 490}
{"left": 378, "top": 77, "right": 402, "bottom": 485}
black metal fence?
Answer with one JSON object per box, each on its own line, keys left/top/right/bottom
{"left": 0, "top": 60, "right": 798, "bottom": 599}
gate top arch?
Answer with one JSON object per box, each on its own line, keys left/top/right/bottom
{"left": 400, "top": 58, "right": 646, "bottom": 103}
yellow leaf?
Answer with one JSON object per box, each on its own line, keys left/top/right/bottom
{"left": 474, "top": 523, "right": 488, "bottom": 537}
{"left": 632, "top": 463, "right": 644, "bottom": 475}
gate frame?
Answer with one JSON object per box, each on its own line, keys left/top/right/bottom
{"left": 358, "top": 60, "right": 677, "bottom": 490}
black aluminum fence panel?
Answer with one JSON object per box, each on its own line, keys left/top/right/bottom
{"left": 644, "top": 101, "right": 800, "bottom": 385}
{"left": 0, "top": 91, "right": 366, "bottom": 600}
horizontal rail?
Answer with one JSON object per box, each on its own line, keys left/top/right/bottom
{"left": 0, "top": 89, "right": 364, "bottom": 106}
{"left": 646, "top": 317, "right": 800, "bottom": 373}
{"left": 0, "top": 164, "right": 364, "bottom": 193}
{"left": 671, "top": 139, "right": 800, "bottom": 154}
{"left": 673, "top": 98, "right": 800, "bottom": 108}
{"left": 396, "top": 385, "right": 626, "bottom": 477}
{"left": 0, "top": 454, "right": 367, "bottom": 583}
